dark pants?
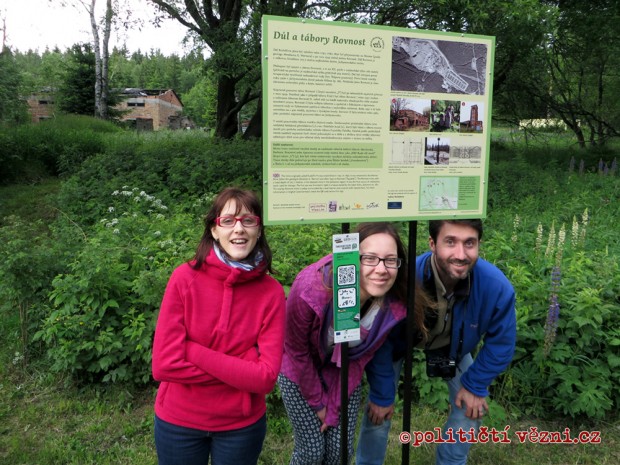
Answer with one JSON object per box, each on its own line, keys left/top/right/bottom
{"left": 154, "top": 414, "right": 266, "bottom": 465}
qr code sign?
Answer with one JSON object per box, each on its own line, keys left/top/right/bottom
{"left": 337, "top": 265, "right": 356, "bottom": 286}
{"left": 337, "top": 287, "right": 357, "bottom": 308}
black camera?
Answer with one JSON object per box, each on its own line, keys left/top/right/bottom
{"left": 425, "top": 347, "right": 457, "bottom": 379}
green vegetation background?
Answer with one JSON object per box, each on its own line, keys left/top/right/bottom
{"left": 0, "top": 117, "right": 618, "bottom": 464}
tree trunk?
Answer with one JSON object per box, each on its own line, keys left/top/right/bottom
{"left": 88, "top": 0, "right": 102, "bottom": 118}
{"left": 99, "top": 0, "right": 113, "bottom": 120}
{"left": 243, "top": 97, "right": 262, "bottom": 140}
{"left": 215, "top": 75, "right": 241, "bottom": 139}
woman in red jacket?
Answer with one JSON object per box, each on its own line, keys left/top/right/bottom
{"left": 152, "top": 187, "right": 286, "bottom": 465}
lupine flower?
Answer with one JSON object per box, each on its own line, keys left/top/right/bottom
{"left": 545, "top": 221, "right": 556, "bottom": 260}
{"left": 579, "top": 208, "right": 589, "bottom": 245}
{"left": 543, "top": 266, "right": 561, "bottom": 357}
{"left": 535, "top": 223, "right": 544, "bottom": 258}
{"left": 598, "top": 158, "right": 604, "bottom": 175}
{"left": 511, "top": 214, "right": 521, "bottom": 243}
{"left": 569, "top": 156, "right": 575, "bottom": 172}
{"left": 555, "top": 223, "right": 566, "bottom": 266}
{"left": 571, "top": 216, "right": 579, "bottom": 248}
{"left": 611, "top": 158, "right": 617, "bottom": 175}
{"left": 579, "top": 159, "right": 585, "bottom": 175}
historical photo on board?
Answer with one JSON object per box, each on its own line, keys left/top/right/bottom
{"left": 390, "top": 98, "right": 430, "bottom": 132}
{"left": 424, "top": 136, "right": 451, "bottom": 165}
{"left": 392, "top": 37, "right": 487, "bottom": 95}
{"left": 430, "top": 100, "right": 461, "bottom": 133}
{"left": 460, "top": 102, "right": 485, "bottom": 133}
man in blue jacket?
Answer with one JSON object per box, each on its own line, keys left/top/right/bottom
{"left": 356, "top": 219, "right": 516, "bottom": 465}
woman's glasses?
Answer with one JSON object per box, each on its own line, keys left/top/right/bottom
{"left": 215, "top": 215, "right": 261, "bottom": 228}
{"left": 360, "top": 254, "right": 402, "bottom": 269}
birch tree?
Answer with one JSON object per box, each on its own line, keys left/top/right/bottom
{"left": 59, "top": 0, "right": 128, "bottom": 119}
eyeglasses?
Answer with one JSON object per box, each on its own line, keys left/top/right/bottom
{"left": 215, "top": 215, "right": 261, "bottom": 228}
{"left": 360, "top": 255, "right": 402, "bottom": 269}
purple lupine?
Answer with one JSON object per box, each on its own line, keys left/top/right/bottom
{"left": 611, "top": 158, "right": 617, "bottom": 175}
{"left": 569, "top": 156, "right": 575, "bottom": 173}
{"left": 598, "top": 158, "right": 604, "bottom": 175}
{"left": 579, "top": 159, "right": 585, "bottom": 175}
{"left": 543, "top": 266, "right": 561, "bottom": 357}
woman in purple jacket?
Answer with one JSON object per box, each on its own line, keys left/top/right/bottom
{"left": 278, "top": 222, "right": 430, "bottom": 464}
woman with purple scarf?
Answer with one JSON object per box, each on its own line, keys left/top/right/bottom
{"left": 278, "top": 222, "right": 430, "bottom": 464}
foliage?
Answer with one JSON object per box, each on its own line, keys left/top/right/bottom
{"left": 268, "top": 223, "right": 341, "bottom": 288}
{"left": 480, "top": 152, "right": 620, "bottom": 419}
{"left": 33, "top": 188, "right": 198, "bottom": 384}
{"left": 57, "top": 44, "right": 97, "bottom": 116}
{"left": 55, "top": 132, "right": 262, "bottom": 225}
{"left": 0, "top": 47, "right": 29, "bottom": 125}
{"left": 0, "top": 114, "right": 119, "bottom": 183}
{"left": 181, "top": 73, "right": 217, "bottom": 128}
{"left": 0, "top": 216, "right": 67, "bottom": 365}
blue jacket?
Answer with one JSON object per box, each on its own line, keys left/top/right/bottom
{"left": 367, "top": 251, "right": 516, "bottom": 404}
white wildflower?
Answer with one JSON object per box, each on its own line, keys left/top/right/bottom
{"left": 545, "top": 221, "right": 556, "bottom": 260}
{"left": 571, "top": 216, "right": 579, "bottom": 248}
{"left": 535, "top": 223, "right": 544, "bottom": 257}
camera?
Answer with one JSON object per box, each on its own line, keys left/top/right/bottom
{"left": 425, "top": 347, "right": 457, "bottom": 379}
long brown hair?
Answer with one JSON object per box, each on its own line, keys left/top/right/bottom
{"left": 355, "top": 222, "right": 432, "bottom": 340}
{"left": 192, "top": 187, "right": 273, "bottom": 272}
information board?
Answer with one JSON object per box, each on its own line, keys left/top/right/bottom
{"left": 262, "top": 16, "right": 495, "bottom": 225}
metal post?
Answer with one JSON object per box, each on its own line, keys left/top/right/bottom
{"left": 340, "top": 222, "right": 350, "bottom": 465}
{"left": 401, "top": 220, "right": 418, "bottom": 464}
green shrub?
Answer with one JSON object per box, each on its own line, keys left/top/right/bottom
{"left": 484, "top": 176, "right": 620, "bottom": 419}
{"left": 34, "top": 188, "right": 199, "bottom": 384}
{"left": 0, "top": 115, "right": 119, "bottom": 183}
{"left": 55, "top": 133, "right": 262, "bottom": 226}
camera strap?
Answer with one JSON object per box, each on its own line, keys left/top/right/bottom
{"left": 455, "top": 318, "right": 465, "bottom": 364}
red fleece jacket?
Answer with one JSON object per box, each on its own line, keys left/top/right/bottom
{"left": 152, "top": 250, "right": 286, "bottom": 431}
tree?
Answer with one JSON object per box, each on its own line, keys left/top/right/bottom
{"left": 56, "top": 44, "right": 96, "bottom": 115}
{"left": 494, "top": 0, "right": 620, "bottom": 147}
{"left": 182, "top": 73, "right": 217, "bottom": 128}
{"left": 0, "top": 47, "right": 29, "bottom": 125}
{"left": 147, "top": 0, "right": 309, "bottom": 139}
{"left": 86, "top": 0, "right": 113, "bottom": 119}
{"left": 59, "top": 0, "right": 138, "bottom": 119}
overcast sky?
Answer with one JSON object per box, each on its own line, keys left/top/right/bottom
{"left": 1, "top": 0, "right": 192, "bottom": 56}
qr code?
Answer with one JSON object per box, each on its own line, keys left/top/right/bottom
{"left": 337, "top": 265, "right": 356, "bottom": 286}
{"left": 338, "top": 287, "right": 357, "bottom": 308}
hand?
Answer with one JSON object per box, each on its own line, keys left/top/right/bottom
{"left": 316, "top": 407, "right": 328, "bottom": 433}
{"left": 366, "top": 401, "right": 394, "bottom": 425}
{"left": 454, "top": 387, "right": 488, "bottom": 420}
